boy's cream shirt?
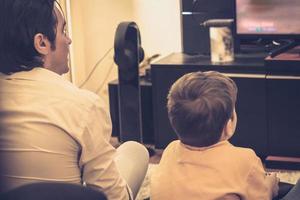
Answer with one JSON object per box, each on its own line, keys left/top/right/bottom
{"left": 151, "top": 140, "right": 272, "bottom": 200}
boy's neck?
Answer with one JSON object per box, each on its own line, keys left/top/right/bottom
{"left": 219, "top": 131, "right": 230, "bottom": 142}
{"left": 181, "top": 140, "right": 229, "bottom": 151}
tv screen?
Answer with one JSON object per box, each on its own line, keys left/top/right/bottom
{"left": 235, "top": 0, "right": 300, "bottom": 39}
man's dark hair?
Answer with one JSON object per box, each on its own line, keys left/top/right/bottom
{"left": 167, "top": 71, "right": 238, "bottom": 147}
{"left": 0, "top": 0, "right": 58, "bottom": 74}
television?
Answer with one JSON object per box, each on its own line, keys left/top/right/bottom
{"left": 235, "top": 0, "right": 300, "bottom": 56}
{"left": 235, "top": 0, "right": 300, "bottom": 39}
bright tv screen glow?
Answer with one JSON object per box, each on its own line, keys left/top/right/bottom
{"left": 236, "top": 0, "right": 300, "bottom": 38}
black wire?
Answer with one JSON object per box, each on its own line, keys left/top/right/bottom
{"left": 79, "top": 47, "right": 113, "bottom": 88}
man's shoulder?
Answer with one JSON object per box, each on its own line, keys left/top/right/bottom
{"left": 75, "top": 88, "right": 100, "bottom": 104}
{"left": 48, "top": 76, "right": 100, "bottom": 106}
{"left": 61, "top": 86, "right": 105, "bottom": 112}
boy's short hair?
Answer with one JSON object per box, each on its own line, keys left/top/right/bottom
{"left": 167, "top": 71, "right": 238, "bottom": 147}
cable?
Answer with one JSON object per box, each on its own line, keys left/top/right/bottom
{"left": 93, "top": 53, "right": 161, "bottom": 94}
{"left": 79, "top": 47, "right": 113, "bottom": 88}
{"left": 139, "top": 53, "right": 160, "bottom": 70}
{"left": 95, "top": 61, "right": 115, "bottom": 94}
{"left": 191, "top": 0, "right": 201, "bottom": 24}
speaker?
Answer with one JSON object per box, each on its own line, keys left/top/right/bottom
{"left": 180, "top": 0, "right": 236, "bottom": 55}
{"left": 108, "top": 78, "right": 154, "bottom": 144}
{"left": 113, "top": 22, "right": 144, "bottom": 142}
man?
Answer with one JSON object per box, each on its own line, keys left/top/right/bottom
{"left": 0, "top": 1, "right": 148, "bottom": 199}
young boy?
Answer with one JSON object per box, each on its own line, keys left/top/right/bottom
{"left": 151, "top": 71, "right": 280, "bottom": 200}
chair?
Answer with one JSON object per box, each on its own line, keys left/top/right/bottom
{"left": 0, "top": 182, "right": 107, "bottom": 200}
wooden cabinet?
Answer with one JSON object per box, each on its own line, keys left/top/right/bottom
{"left": 265, "top": 52, "right": 300, "bottom": 157}
{"left": 229, "top": 74, "right": 267, "bottom": 158}
{"left": 151, "top": 53, "right": 269, "bottom": 157}
{"left": 266, "top": 76, "right": 300, "bottom": 157}
{"left": 109, "top": 52, "right": 300, "bottom": 159}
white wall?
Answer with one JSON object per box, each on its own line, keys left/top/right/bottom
{"left": 68, "top": 0, "right": 182, "bottom": 101}
{"left": 133, "top": 0, "right": 182, "bottom": 58}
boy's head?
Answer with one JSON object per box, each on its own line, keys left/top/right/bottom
{"left": 167, "top": 71, "right": 238, "bottom": 147}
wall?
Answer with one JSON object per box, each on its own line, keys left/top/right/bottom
{"left": 68, "top": 0, "right": 182, "bottom": 101}
{"left": 133, "top": 0, "right": 181, "bottom": 58}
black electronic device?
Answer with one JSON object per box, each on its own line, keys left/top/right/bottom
{"left": 180, "top": 0, "right": 236, "bottom": 55}
{"left": 235, "top": 0, "right": 300, "bottom": 39}
{"left": 235, "top": 0, "right": 300, "bottom": 56}
{"left": 113, "top": 21, "right": 144, "bottom": 142}
{"left": 269, "top": 40, "right": 300, "bottom": 58}
{"left": 108, "top": 78, "right": 154, "bottom": 144}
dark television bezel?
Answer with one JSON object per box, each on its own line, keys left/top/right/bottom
{"left": 234, "top": 1, "right": 300, "bottom": 41}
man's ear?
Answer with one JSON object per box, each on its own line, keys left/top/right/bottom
{"left": 34, "top": 33, "right": 51, "bottom": 55}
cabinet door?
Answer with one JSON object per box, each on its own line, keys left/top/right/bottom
{"left": 152, "top": 67, "right": 200, "bottom": 148}
{"left": 152, "top": 68, "right": 268, "bottom": 157}
{"left": 227, "top": 74, "right": 268, "bottom": 158}
{"left": 267, "top": 75, "right": 300, "bottom": 157}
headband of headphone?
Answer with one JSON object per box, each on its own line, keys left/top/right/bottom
{"left": 114, "top": 21, "right": 144, "bottom": 70}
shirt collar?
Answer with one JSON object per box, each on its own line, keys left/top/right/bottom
{"left": 180, "top": 140, "right": 230, "bottom": 151}
{"left": 176, "top": 140, "right": 232, "bottom": 164}
{"left": 0, "top": 67, "right": 65, "bottom": 84}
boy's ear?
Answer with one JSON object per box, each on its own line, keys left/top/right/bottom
{"left": 34, "top": 33, "right": 51, "bottom": 55}
{"left": 221, "top": 121, "right": 232, "bottom": 141}
{"left": 221, "top": 110, "right": 237, "bottom": 141}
